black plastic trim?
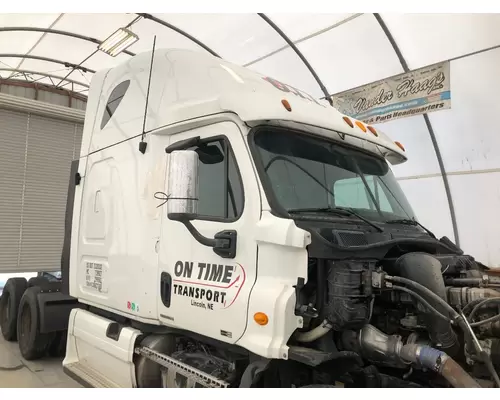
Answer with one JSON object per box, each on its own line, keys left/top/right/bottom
{"left": 37, "top": 292, "right": 81, "bottom": 333}
{"left": 105, "top": 322, "right": 124, "bottom": 341}
{"left": 61, "top": 159, "right": 79, "bottom": 296}
{"left": 160, "top": 272, "right": 172, "bottom": 308}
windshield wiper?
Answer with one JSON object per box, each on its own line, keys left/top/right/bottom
{"left": 288, "top": 206, "right": 384, "bottom": 233}
{"left": 386, "top": 218, "right": 436, "bottom": 238}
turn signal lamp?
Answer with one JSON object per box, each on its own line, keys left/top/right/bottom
{"left": 342, "top": 116, "right": 354, "bottom": 128}
{"left": 281, "top": 99, "right": 292, "bottom": 112}
{"left": 355, "top": 121, "right": 367, "bottom": 132}
{"left": 367, "top": 126, "right": 378, "bottom": 137}
{"left": 395, "top": 141, "right": 405, "bottom": 152}
{"left": 254, "top": 312, "right": 269, "bottom": 326}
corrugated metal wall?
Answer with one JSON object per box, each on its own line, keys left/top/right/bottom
{"left": 0, "top": 80, "right": 87, "bottom": 111}
{"left": 0, "top": 107, "right": 84, "bottom": 273}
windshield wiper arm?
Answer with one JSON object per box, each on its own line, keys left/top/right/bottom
{"left": 288, "top": 207, "right": 384, "bottom": 233}
{"left": 386, "top": 218, "right": 436, "bottom": 238}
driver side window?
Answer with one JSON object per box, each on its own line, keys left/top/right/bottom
{"left": 189, "top": 137, "right": 244, "bottom": 221}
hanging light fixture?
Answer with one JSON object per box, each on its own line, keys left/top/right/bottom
{"left": 98, "top": 28, "right": 139, "bottom": 57}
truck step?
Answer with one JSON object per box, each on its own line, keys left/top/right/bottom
{"left": 64, "top": 361, "right": 122, "bottom": 388}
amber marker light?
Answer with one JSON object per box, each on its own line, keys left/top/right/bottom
{"left": 395, "top": 141, "right": 406, "bottom": 152}
{"left": 281, "top": 99, "right": 292, "bottom": 112}
{"left": 367, "top": 126, "right": 378, "bottom": 137}
{"left": 254, "top": 312, "right": 269, "bottom": 326}
{"left": 355, "top": 121, "right": 367, "bottom": 132}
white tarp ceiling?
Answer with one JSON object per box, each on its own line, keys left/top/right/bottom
{"left": 1, "top": 13, "right": 500, "bottom": 267}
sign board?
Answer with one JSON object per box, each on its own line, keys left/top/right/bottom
{"left": 330, "top": 62, "right": 451, "bottom": 125}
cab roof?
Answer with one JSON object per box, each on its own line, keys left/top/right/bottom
{"left": 92, "top": 48, "right": 407, "bottom": 165}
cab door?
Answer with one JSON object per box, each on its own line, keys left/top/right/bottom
{"left": 157, "top": 120, "right": 260, "bottom": 344}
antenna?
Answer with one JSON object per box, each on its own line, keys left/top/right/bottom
{"left": 139, "top": 35, "right": 156, "bottom": 154}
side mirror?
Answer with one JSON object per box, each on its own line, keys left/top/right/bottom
{"left": 166, "top": 149, "right": 237, "bottom": 259}
{"left": 167, "top": 150, "right": 199, "bottom": 221}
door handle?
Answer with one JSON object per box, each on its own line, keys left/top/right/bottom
{"left": 160, "top": 272, "right": 172, "bottom": 308}
{"left": 94, "top": 190, "right": 101, "bottom": 213}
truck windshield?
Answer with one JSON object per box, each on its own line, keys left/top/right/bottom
{"left": 251, "top": 128, "right": 415, "bottom": 223}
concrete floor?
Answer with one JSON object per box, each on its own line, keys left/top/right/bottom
{"left": 0, "top": 335, "right": 83, "bottom": 388}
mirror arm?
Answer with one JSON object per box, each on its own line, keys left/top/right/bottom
{"left": 183, "top": 220, "right": 217, "bottom": 247}
{"left": 175, "top": 220, "right": 237, "bottom": 259}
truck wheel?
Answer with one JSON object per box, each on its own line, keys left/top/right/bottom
{"left": 0, "top": 278, "right": 28, "bottom": 341}
{"left": 16, "top": 286, "right": 55, "bottom": 360}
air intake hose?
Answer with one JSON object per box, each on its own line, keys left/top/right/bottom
{"left": 399, "top": 344, "right": 481, "bottom": 388}
{"left": 395, "top": 252, "right": 460, "bottom": 356}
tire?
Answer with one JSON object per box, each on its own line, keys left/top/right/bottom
{"left": 16, "top": 286, "right": 55, "bottom": 360}
{"left": 0, "top": 278, "right": 28, "bottom": 341}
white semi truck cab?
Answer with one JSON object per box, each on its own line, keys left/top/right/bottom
{"left": 3, "top": 48, "right": 500, "bottom": 388}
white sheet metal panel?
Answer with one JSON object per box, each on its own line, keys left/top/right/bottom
{"left": 0, "top": 96, "right": 83, "bottom": 273}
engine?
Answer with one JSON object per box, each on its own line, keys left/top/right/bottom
{"left": 293, "top": 251, "right": 500, "bottom": 388}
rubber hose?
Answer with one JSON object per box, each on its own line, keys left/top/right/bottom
{"left": 470, "top": 313, "right": 500, "bottom": 328}
{"left": 392, "top": 285, "right": 451, "bottom": 324}
{"left": 295, "top": 320, "right": 332, "bottom": 343}
{"left": 391, "top": 253, "right": 460, "bottom": 356}
{"left": 468, "top": 297, "right": 500, "bottom": 322}
{"left": 399, "top": 344, "right": 481, "bottom": 388}
{"left": 440, "top": 355, "right": 482, "bottom": 388}
{"left": 387, "top": 276, "right": 459, "bottom": 319}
